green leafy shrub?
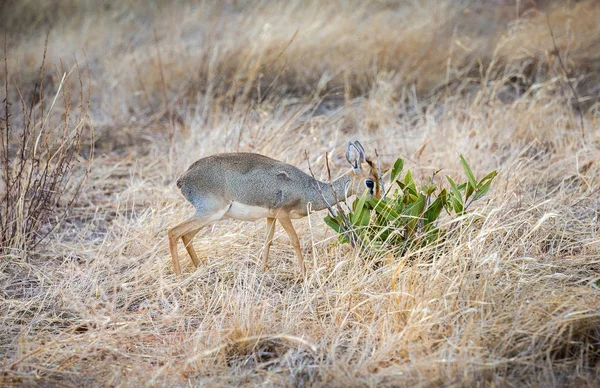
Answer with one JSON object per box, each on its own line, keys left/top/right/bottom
{"left": 324, "top": 155, "right": 497, "bottom": 255}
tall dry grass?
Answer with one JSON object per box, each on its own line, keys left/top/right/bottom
{"left": 1, "top": 37, "right": 92, "bottom": 257}
{"left": 1, "top": 0, "right": 600, "bottom": 386}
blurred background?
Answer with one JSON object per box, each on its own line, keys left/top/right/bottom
{"left": 2, "top": 0, "right": 598, "bottom": 155}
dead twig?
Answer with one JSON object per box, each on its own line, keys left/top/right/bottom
{"left": 375, "top": 149, "right": 386, "bottom": 201}
{"left": 546, "top": 14, "right": 585, "bottom": 137}
{"left": 153, "top": 28, "right": 174, "bottom": 143}
{"left": 305, "top": 150, "right": 369, "bottom": 251}
{"left": 305, "top": 150, "right": 337, "bottom": 218}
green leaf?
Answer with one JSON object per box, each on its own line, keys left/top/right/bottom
{"left": 460, "top": 154, "right": 478, "bottom": 189}
{"left": 451, "top": 198, "right": 463, "bottom": 214}
{"left": 338, "top": 234, "right": 349, "bottom": 244}
{"left": 450, "top": 195, "right": 463, "bottom": 214}
{"left": 403, "top": 170, "right": 417, "bottom": 197}
{"left": 351, "top": 192, "right": 369, "bottom": 225}
{"left": 325, "top": 215, "right": 351, "bottom": 244}
{"left": 375, "top": 229, "right": 391, "bottom": 243}
{"left": 421, "top": 183, "right": 437, "bottom": 196}
{"left": 431, "top": 169, "right": 443, "bottom": 180}
{"left": 447, "top": 176, "right": 464, "bottom": 214}
{"left": 478, "top": 170, "right": 498, "bottom": 186}
{"left": 390, "top": 158, "right": 404, "bottom": 183}
{"left": 353, "top": 192, "right": 368, "bottom": 214}
{"left": 437, "top": 188, "right": 448, "bottom": 205}
{"left": 393, "top": 198, "right": 405, "bottom": 215}
{"left": 424, "top": 196, "right": 444, "bottom": 225}
{"left": 447, "top": 176, "right": 458, "bottom": 192}
{"left": 350, "top": 193, "right": 372, "bottom": 228}
{"left": 357, "top": 207, "right": 371, "bottom": 227}
{"left": 465, "top": 181, "right": 475, "bottom": 201}
{"left": 412, "top": 194, "right": 427, "bottom": 216}
{"left": 369, "top": 198, "right": 400, "bottom": 221}
{"left": 422, "top": 226, "right": 442, "bottom": 244}
{"left": 473, "top": 179, "right": 493, "bottom": 201}
{"left": 406, "top": 193, "right": 426, "bottom": 235}
{"left": 472, "top": 170, "right": 497, "bottom": 201}
{"left": 324, "top": 215, "right": 342, "bottom": 233}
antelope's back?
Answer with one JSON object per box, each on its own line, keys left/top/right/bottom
{"left": 176, "top": 153, "right": 313, "bottom": 210}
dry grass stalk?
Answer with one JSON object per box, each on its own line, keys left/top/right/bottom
{"left": 0, "top": 0, "right": 599, "bottom": 386}
{"left": 1, "top": 38, "right": 91, "bottom": 254}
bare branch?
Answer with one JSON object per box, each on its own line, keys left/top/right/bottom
{"left": 305, "top": 150, "right": 337, "bottom": 218}
{"left": 153, "top": 28, "right": 174, "bottom": 143}
{"left": 375, "top": 148, "right": 386, "bottom": 201}
{"left": 546, "top": 14, "right": 585, "bottom": 137}
{"left": 306, "top": 150, "right": 370, "bottom": 252}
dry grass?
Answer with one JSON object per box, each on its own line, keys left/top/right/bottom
{"left": 1, "top": 0, "right": 600, "bottom": 386}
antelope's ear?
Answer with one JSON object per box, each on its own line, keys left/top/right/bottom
{"left": 353, "top": 141, "right": 366, "bottom": 162}
{"left": 346, "top": 142, "right": 361, "bottom": 172}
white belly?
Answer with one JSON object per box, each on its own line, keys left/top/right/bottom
{"left": 225, "top": 201, "right": 272, "bottom": 221}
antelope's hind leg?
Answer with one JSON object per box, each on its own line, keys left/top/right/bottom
{"left": 182, "top": 228, "right": 202, "bottom": 267}
{"left": 277, "top": 213, "right": 306, "bottom": 277}
{"left": 262, "top": 217, "right": 276, "bottom": 270}
{"left": 167, "top": 205, "right": 228, "bottom": 275}
{"left": 168, "top": 218, "right": 206, "bottom": 276}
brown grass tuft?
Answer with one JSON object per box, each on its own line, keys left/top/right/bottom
{"left": 1, "top": 37, "right": 92, "bottom": 256}
{"left": 1, "top": 0, "right": 599, "bottom": 386}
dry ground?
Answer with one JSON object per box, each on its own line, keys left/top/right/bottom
{"left": 1, "top": 0, "right": 600, "bottom": 386}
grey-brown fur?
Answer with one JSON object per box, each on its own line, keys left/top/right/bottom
{"left": 177, "top": 152, "right": 353, "bottom": 216}
{"left": 167, "top": 141, "right": 381, "bottom": 277}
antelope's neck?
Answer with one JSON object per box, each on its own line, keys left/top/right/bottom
{"left": 310, "top": 174, "right": 352, "bottom": 212}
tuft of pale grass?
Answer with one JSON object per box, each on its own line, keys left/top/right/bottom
{"left": 1, "top": 0, "right": 600, "bottom": 386}
{"left": 3, "top": 94, "right": 599, "bottom": 385}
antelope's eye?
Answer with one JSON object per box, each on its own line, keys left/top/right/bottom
{"left": 365, "top": 179, "right": 375, "bottom": 189}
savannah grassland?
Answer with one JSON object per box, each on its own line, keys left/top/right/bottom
{"left": 1, "top": 0, "right": 600, "bottom": 386}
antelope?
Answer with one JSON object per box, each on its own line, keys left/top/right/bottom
{"left": 167, "top": 141, "right": 381, "bottom": 276}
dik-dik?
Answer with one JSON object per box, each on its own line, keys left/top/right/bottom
{"left": 168, "top": 141, "right": 381, "bottom": 276}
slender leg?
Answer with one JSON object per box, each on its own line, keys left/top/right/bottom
{"left": 168, "top": 229, "right": 182, "bottom": 276}
{"left": 182, "top": 228, "right": 202, "bottom": 267}
{"left": 167, "top": 207, "right": 228, "bottom": 275}
{"left": 168, "top": 218, "right": 207, "bottom": 276}
{"left": 277, "top": 213, "right": 306, "bottom": 277}
{"left": 262, "top": 217, "right": 276, "bottom": 270}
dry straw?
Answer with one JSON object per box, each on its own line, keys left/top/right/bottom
{"left": 1, "top": 0, "right": 599, "bottom": 386}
